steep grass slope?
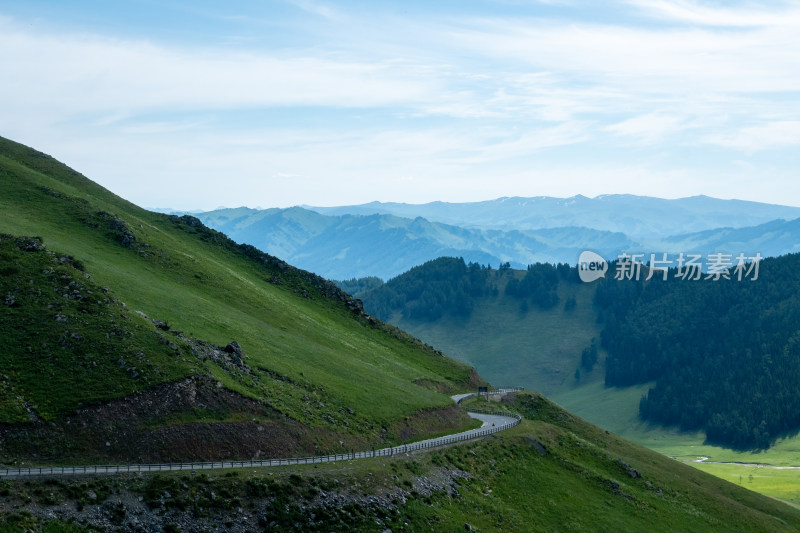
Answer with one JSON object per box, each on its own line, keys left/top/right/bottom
{"left": 3, "top": 393, "right": 800, "bottom": 532}
{"left": 1, "top": 136, "right": 799, "bottom": 530}
{"left": 0, "top": 136, "right": 482, "bottom": 462}
{"left": 0, "top": 235, "right": 192, "bottom": 422}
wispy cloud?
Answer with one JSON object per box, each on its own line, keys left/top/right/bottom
{"left": 705, "top": 121, "right": 800, "bottom": 152}
{"left": 606, "top": 113, "right": 687, "bottom": 144}
{"left": 438, "top": 17, "right": 800, "bottom": 94}
{"left": 625, "top": 0, "right": 800, "bottom": 28}
{"left": 285, "top": 0, "right": 341, "bottom": 21}
{"left": 0, "top": 1, "right": 799, "bottom": 208}
{"left": 0, "top": 17, "right": 436, "bottom": 120}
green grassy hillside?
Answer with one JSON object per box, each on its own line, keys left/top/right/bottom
{"left": 0, "top": 136, "right": 482, "bottom": 463}
{"left": 354, "top": 259, "right": 603, "bottom": 398}
{"left": 390, "top": 272, "right": 604, "bottom": 398}
{"left": 0, "top": 234, "right": 192, "bottom": 422}
{"left": 3, "top": 135, "right": 800, "bottom": 531}
{"left": 355, "top": 258, "right": 800, "bottom": 507}
{"left": 3, "top": 393, "right": 800, "bottom": 532}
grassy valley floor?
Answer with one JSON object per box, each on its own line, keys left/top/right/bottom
{"left": 374, "top": 270, "right": 800, "bottom": 509}
{"left": 553, "top": 380, "right": 800, "bottom": 509}
{"left": 392, "top": 277, "right": 604, "bottom": 399}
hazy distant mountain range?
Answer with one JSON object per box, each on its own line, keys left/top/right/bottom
{"left": 188, "top": 206, "right": 637, "bottom": 279}
{"left": 165, "top": 195, "right": 800, "bottom": 280}
{"left": 304, "top": 195, "right": 800, "bottom": 238}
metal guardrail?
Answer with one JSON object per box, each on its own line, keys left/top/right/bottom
{"left": 0, "top": 389, "right": 523, "bottom": 478}
{"left": 454, "top": 386, "right": 524, "bottom": 404}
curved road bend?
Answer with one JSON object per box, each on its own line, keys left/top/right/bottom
{"left": 452, "top": 387, "right": 523, "bottom": 405}
{"left": 0, "top": 390, "right": 521, "bottom": 478}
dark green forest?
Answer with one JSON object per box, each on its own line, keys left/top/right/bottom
{"left": 504, "top": 262, "right": 564, "bottom": 310}
{"left": 358, "top": 257, "right": 495, "bottom": 321}
{"left": 335, "top": 276, "right": 384, "bottom": 296}
{"left": 358, "top": 257, "right": 572, "bottom": 322}
{"left": 350, "top": 253, "right": 800, "bottom": 450}
{"left": 596, "top": 254, "right": 800, "bottom": 449}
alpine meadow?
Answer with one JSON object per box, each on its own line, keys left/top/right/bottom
{"left": 3, "top": 135, "right": 800, "bottom": 531}
{"left": 4, "top": 0, "right": 800, "bottom": 530}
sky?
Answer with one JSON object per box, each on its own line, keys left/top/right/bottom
{"left": 1, "top": 0, "right": 799, "bottom": 210}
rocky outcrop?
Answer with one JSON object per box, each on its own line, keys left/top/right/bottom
{"left": 616, "top": 459, "right": 642, "bottom": 478}
{"left": 98, "top": 211, "right": 137, "bottom": 248}
{"left": 134, "top": 311, "right": 251, "bottom": 374}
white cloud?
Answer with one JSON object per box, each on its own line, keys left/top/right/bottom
{"left": 120, "top": 120, "right": 206, "bottom": 135}
{"left": 0, "top": 17, "right": 437, "bottom": 122}
{"left": 606, "top": 113, "right": 687, "bottom": 144}
{"left": 286, "top": 0, "right": 341, "bottom": 20}
{"left": 2, "top": 1, "right": 800, "bottom": 209}
{"left": 705, "top": 121, "right": 800, "bottom": 152}
{"left": 441, "top": 18, "right": 800, "bottom": 95}
{"left": 625, "top": 0, "right": 800, "bottom": 28}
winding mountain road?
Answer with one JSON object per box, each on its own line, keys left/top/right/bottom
{"left": 0, "top": 389, "right": 522, "bottom": 479}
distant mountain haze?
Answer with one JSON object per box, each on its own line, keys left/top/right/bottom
{"left": 303, "top": 195, "right": 800, "bottom": 238}
{"left": 187, "top": 195, "right": 800, "bottom": 280}
{"left": 190, "top": 206, "right": 637, "bottom": 279}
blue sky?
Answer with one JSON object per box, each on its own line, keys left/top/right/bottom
{"left": 1, "top": 1, "right": 799, "bottom": 209}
